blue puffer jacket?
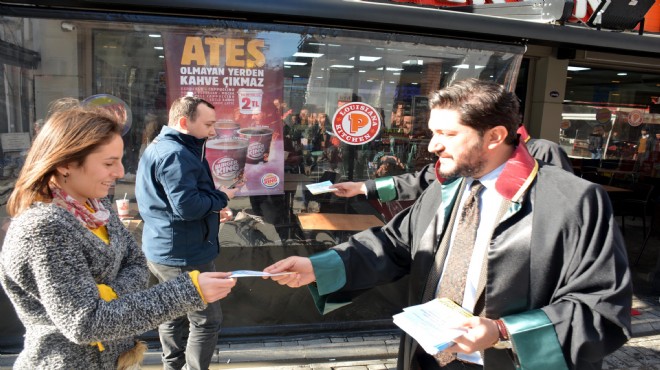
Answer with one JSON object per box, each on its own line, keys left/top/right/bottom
{"left": 136, "top": 126, "right": 229, "bottom": 266}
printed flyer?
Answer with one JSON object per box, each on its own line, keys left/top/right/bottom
{"left": 164, "top": 31, "right": 284, "bottom": 196}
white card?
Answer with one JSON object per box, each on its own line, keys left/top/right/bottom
{"left": 305, "top": 181, "right": 338, "bottom": 195}
{"left": 230, "top": 270, "right": 295, "bottom": 278}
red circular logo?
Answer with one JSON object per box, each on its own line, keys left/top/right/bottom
{"left": 331, "top": 102, "right": 381, "bottom": 146}
{"left": 628, "top": 110, "right": 644, "bottom": 127}
{"left": 260, "top": 173, "right": 280, "bottom": 188}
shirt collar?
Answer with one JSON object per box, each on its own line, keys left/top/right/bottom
{"left": 160, "top": 125, "right": 207, "bottom": 148}
{"left": 468, "top": 162, "right": 505, "bottom": 191}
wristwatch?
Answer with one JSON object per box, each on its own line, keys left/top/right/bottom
{"left": 492, "top": 319, "right": 513, "bottom": 349}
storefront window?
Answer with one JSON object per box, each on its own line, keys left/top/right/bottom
{"left": 0, "top": 14, "right": 522, "bottom": 333}
{"left": 1, "top": 16, "right": 523, "bottom": 243}
{"left": 561, "top": 66, "right": 660, "bottom": 181}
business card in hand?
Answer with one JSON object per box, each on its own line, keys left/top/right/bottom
{"left": 305, "top": 181, "right": 338, "bottom": 195}
{"left": 230, "top": 270, "right": 295, "bottom": 278}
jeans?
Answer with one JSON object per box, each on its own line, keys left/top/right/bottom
{"left": 147, "top": 261, "right": 223, "bottom": 370}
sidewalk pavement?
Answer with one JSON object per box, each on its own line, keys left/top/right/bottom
{"left": 141, "top": 294, "right": 660, "bottom": 369}
{"left": 2, "top": 295, "right": 659, "bottom": 369}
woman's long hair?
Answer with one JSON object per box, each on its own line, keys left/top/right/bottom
{"left": 7, "top": 106, "right": 123, "bottom": 217}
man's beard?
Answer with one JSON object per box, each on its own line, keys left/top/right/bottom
{"left": 437, "top": 139, "right": 486, "bottom": 179}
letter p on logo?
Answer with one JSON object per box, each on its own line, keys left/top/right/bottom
{"left": 348, "top": 112, "right": 369, "bottom": 134}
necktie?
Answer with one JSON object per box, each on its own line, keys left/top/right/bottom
{"left": 434, "top": 180, "right": 484, "bottom": 366}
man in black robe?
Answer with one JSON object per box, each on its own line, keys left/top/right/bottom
{"left": 264, "top": 79, "right": 631, "bottom": 370}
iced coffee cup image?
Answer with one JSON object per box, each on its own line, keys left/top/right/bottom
{"left": 238, "top": 126, "right": 273, "bottom": 164}
{"left": 205, "top": 138, "right": 248, "bottom": 189}
{"left": 214, "top": 120, "right": 240, "bottom": 140}
{"left": 115, "top": 198, "right": 130, "bottom": 219}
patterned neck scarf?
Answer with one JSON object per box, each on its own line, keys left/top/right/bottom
{"left": 49, "top": 183, "right": 110, "bottom": 229}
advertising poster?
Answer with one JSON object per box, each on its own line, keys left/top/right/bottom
{"left": 164, "top": 32, "right": 284, "bottom": 196}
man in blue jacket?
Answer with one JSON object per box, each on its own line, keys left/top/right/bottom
{"left": 136, "top": 96, "right": 237, "bottom": 370}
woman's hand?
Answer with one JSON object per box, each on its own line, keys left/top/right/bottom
{"left": 198, "top": 272, "right": 236, "bottom": 303}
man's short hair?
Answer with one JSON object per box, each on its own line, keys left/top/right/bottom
{"left": 169, "top": 96, "right": 214, "bottom": 127}
{"left": 428, "top": 79, "right": 520, "bottom": 145}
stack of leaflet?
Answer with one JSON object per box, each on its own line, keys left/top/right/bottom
{"left": 393, "top": 298, "right": 473, "bottom": 355}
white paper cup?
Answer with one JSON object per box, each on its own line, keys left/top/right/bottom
{"left": 116, "top": 199, "right": 130, "bottom": 219}
{"left": 238, "top": 126, "right": 273, "bottom": 164}
{"left": 206, "top": 138, "right": 249, "bottom": 188}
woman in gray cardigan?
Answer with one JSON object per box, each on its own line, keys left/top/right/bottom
{"left": 0, "top": 105, "right": 236, "bottom": 369}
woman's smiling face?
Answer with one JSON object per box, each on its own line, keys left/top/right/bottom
{"left": 60, "top": 134, "right": 124, "bottom": 203}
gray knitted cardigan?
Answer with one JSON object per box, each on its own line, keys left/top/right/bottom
{"left": 0, "top": 201, "right": 206, "bottom": 369}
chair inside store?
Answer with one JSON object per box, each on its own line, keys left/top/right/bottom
{"left": 613, "top": 182, "right": 655, "bottom": 237}
{"left": 284, "top": 150, "right": 304, "bottom": 174}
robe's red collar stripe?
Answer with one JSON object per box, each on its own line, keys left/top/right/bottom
{"left": 434, "top": 143, "right": 538, "bottom": 202}
{"left": 434, "top": 160, "right": 446, "bottom": 184}
{"left": 495, "top": 143, "right": 538, "bottom": 202}
{"left": 517, "top": 125, "right": 531, "bottom": 143}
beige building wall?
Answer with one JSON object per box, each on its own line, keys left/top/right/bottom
{"left": 33, "top": 19, "right": 80, "bottom": 120}
{"left": 526, "top": 51, "right": 568, "bottom": 142}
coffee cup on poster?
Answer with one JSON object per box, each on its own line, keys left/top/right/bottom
{"left": 238, "top": 126, "right": 273, "bottom": 164}
{"left": 206, "top": 138, "right": 249, "bottom": 189}
{"left": 214, "top": 120, "right": 240, "bottom": 140}
{"left": 115, "top": 198, "right": 130, "bottom": 219}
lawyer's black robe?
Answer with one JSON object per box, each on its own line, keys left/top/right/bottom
{"left": 311, "top": 145, "right": 631, "bottom": 370}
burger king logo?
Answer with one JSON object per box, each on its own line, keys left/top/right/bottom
{"left": 331, "top": 102, "right": 381, "bottom": 146}
{"left": 213, "top": 157, "right": 239, "bottom": 180}
{"left": 260, "top": 173, "right": 280, "bottom": 188}
{"left": 247, "top": 142, "right": 265, "bottom": 160}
